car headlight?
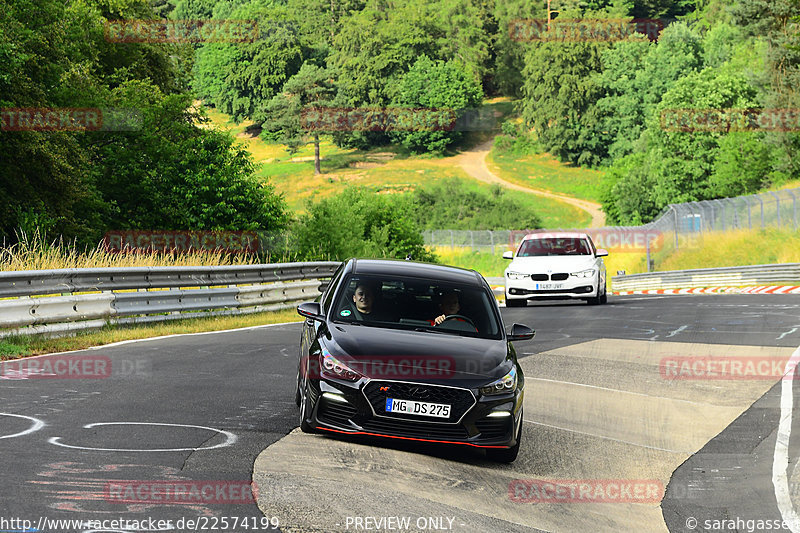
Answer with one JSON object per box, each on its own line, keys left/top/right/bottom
{"left": 506, "top": 271, "right": 527, "bottom": 280}
{"left": 570, "top": 269, "right": 596, "bottom": 278}
{"left": 320, "top": 352, "right": 362, "bottom": 382}
{"left": 480, "top": 367, "right": 517, "bottom": 396}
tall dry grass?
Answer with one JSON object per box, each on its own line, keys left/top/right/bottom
{"left": 0, "top": 231, "right": 262, "bottom": 272}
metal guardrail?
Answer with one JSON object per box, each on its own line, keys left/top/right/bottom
{"left": 611, "top": 263, "right": 800, "bottom": 291}
{"left": 0, "top": 262, "right": 340, "bottom": 338}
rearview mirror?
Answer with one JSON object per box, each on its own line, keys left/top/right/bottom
{"left": 503, "top": 250, "right": 514, "bottom": 260}
{"left": 297, "top": 302, "right": 325, "bottom": 322}
{"left": 508, "top": 323, "right": 535, "bottom": 341}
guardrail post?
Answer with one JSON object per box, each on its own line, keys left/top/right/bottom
{"left": 469, "top": 230, "right": 474, "bottom": 252}
{"left": 488, "top": 230, "right": 494, "bottom": 255}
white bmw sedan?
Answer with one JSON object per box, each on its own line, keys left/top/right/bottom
{"left": 503, "top": 232, "right": 608, "bottom": 306}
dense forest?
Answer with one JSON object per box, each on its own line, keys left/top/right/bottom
{"left": 1, "top": 0, "right": 798, "bottom": 258}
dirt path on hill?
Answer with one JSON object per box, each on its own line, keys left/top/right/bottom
{"left": 450, "top": 139, "right": 606, "bottom": 228}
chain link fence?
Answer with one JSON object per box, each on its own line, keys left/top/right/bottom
{"left": 423, "top": 187, "right": 800, "bottom": 256}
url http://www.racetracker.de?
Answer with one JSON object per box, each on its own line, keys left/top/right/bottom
{"left": 0, "top": 515, "right": 281, "bottom": 531}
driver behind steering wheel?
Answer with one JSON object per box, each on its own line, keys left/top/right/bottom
{"left": 429, "top": 290, "right": 476, "bottom": 331}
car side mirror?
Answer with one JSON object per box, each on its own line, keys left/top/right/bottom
{"left": 297, "top": 302, "right": 325, "bottom": 322}
{"left": 508, "top": 323, "right": 535, "bottom": 341}
{"left": 596, "top": 249, "right": 608, "bottom": 257}
{"left": 503, "top": 250, "right": 514, "bottom": 260}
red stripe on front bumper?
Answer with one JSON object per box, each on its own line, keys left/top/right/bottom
{"left": 317, "top": 427, "right": 510, "bottom": 449}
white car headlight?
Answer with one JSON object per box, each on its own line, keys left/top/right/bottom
{"left": 480, "top": 367, "right": 517, "bottom": 396}
{"left": 570, "top": 269, "right": 596, "bottom": 278}
{"left": 506, "top": 271, "right": 527, "bottom": 280}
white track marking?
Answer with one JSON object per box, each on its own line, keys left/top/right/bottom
{"left": 0, "top": 413, "right": 45, "bottom": 439}
{"left": 48, "top": 422, "right": 236, "bottom": 452}
{"left": 666, "top": 325, "right": 689, "bottom": 338}
{"left": 7, "top": 320, "right": 299, "bottom": 359}
{"left": 778, "top": 327, "right": 800, "bottom": 341}
{"left": 773, "top": 344, "right": 800, "bottom": 532}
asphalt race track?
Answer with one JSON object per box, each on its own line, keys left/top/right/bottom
{"left": 1, "top": 294, "right": 799, "bottom": 533}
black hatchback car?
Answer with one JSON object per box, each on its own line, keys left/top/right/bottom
{"left": 296, "top": 258, "right": 535, "bottom": 462}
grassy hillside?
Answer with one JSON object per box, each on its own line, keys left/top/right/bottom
{"left": 487, "top": 149, "right": 605, "bottom": 203}
{"left": 204, "top": 103, "right": 592, "bottom": 228}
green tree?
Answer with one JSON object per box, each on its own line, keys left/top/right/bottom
{"left": 521, "top": 39, "right": 610, "bottom": 166}
{"left": 292, "top": 187, "right": 435, "bottom": 262}
{"left": 192, "top": 2, "right": 304, "bottom": 122}
{"left": 595, "top": 22, "right": 704, "bottom": 162}
{"left": 260, "top": 63, "right": 337, "bottom": 174}
{"left": 409, "top": 179, "right": 542, "bottom": 230}
{"left": 389, "top": 56, "right": 484, "bottom": 153}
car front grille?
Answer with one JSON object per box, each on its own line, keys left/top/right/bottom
{"left": 550, "top": 273, "right": 569, "bottom": 281}
{"left": 363, "top": 381, "right": 476, "bottom": 424}
{"left": 530, "top": 274, "right": 548, "bottom": 281}
{"left": 360, "top": 417, "right": 470, "bottom": 440}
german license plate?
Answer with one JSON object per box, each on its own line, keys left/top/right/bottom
{"left": 537, "top": 283, "right": 564, "bottom": 290}
{"left": 385, "top": 398, "right": 451, "bottom": 418}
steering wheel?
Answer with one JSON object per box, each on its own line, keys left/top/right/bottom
{"left": 441, "top": 314, "right": 478, "bottom": 331}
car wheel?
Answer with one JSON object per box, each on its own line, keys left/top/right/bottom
{"left": 505, "top": 292, "right": 526, "bottom": 307}
{"left": 298, "top": 377, "right": 315, "bottom": 433}
{"left": 599, "top": 285, "right": 608, "bottom": 305}
{"left": 295, "top": 365, "right": 302, "bottom": 407}
{"left": 487, "top": 411, "right": 522, "bottom": 463}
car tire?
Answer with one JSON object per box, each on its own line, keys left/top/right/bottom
{"left": 298, "top": 379, "right": 315, "bottom": 433}
{"left": 505, "top": 292, "right": 526, "bottom": 307}
{"left": 487, "top": 411, "right": 522, "bottom": 463}
{"left": 599, "top": 286, "right": 608, "bottom": 305}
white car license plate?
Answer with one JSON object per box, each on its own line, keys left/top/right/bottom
{"left": 385, "top": 398, "right": 451, "bottom": 418}
{"left": 537, "top": 283, "right": 564, "bottom": 290}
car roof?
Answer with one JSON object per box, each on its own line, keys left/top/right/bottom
{"left": 521, "top": 231, "right": 590, "bottom": 241}
{"left": 347, "top": 258, "right": 484, "bottom": 286}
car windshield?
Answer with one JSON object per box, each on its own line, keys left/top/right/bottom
{"left": 517, "top": 237, "right": 591, "bottom": 256}
{"left": 331, "top": 274, "right": 502, "bottom": 340}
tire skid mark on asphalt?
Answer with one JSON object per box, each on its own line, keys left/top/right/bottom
{"left": 523, "top": 419, "right": 687, "bottom": 454}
